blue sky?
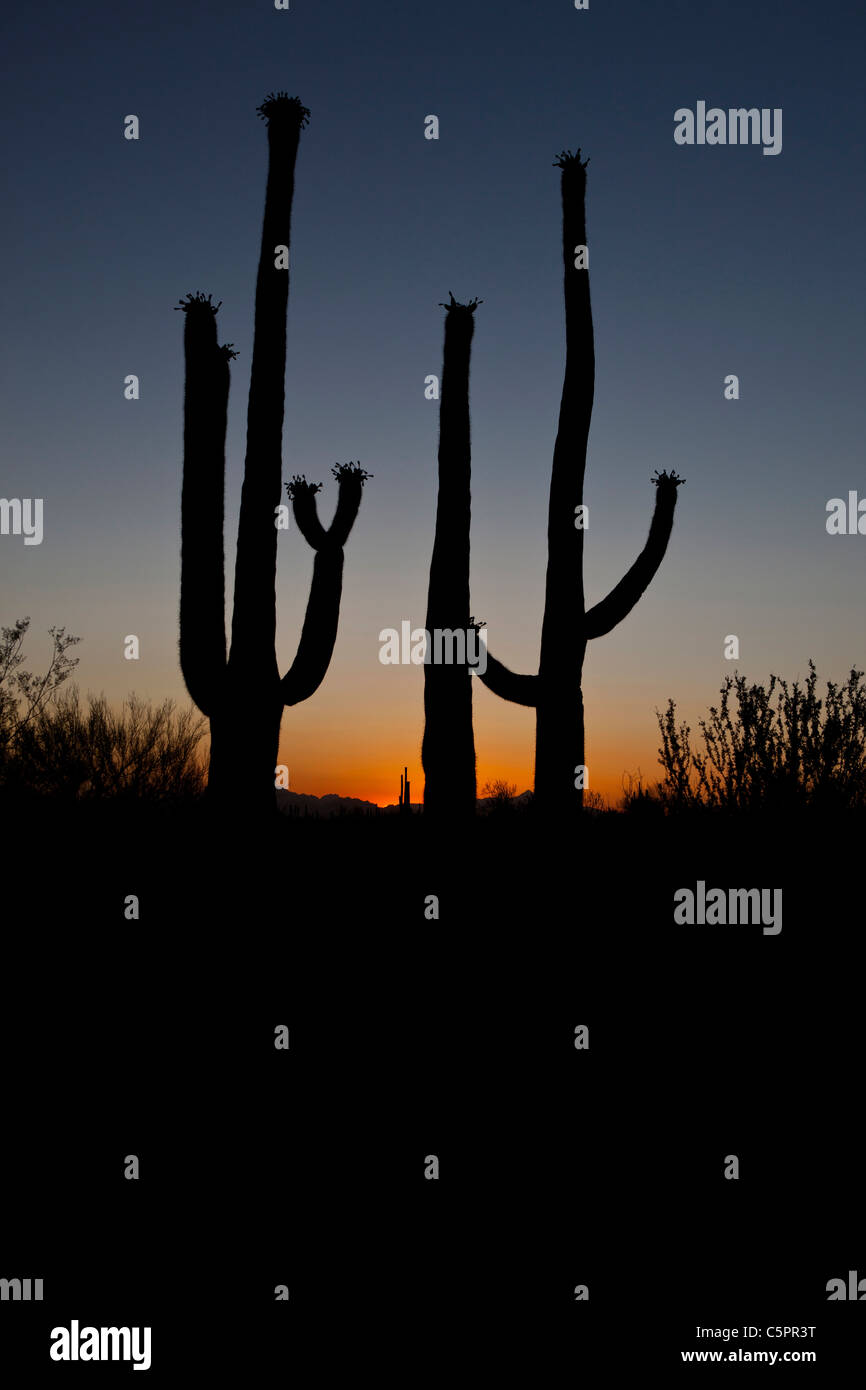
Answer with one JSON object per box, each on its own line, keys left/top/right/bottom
{"left": 2, "top": 0, "right": 864, "bottom": 801}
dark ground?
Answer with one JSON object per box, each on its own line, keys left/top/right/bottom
{"left": 1, "top": 799, "right": 863, "bottom": 1377}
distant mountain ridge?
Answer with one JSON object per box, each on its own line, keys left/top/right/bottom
{"left": 275, "top": 789, "right": 384, "bottom": 816}
{"left": 275, "top": 789, "right": 533, "bottom": 816}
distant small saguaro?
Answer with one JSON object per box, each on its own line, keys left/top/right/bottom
{"left": 399, "top": 766, "right": 411, "bottom": 812}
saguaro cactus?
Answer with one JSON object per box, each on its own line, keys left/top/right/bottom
{"left": 176, "top": 94, "right": 368, "bottom": 816}
{"left": 422, "top": 293, "right": 482, "bottom": 817}
{"left": 479, "top": 149, "right": 684, "bottom": 815}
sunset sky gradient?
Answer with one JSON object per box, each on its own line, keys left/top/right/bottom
{"left": 2, "top": 0, "right": 864, "bottom": 805}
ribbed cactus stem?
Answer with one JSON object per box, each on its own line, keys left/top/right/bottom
{"left": 230, "top": 93, "right": 309, "bottom": 677}
{"left": 176, "top": 292, "right": 230, "bottom": 718}
{"left": 422, "top": 293, "right": 482, "bottom": 817}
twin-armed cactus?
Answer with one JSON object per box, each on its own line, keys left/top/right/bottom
{"left": 176, "top": 94, "right": 368, "bottom": 816}
{"left": 422, "top": 292, "right": 483, "bottom": 818}
{"left": 478, "top": 150, "right": 684, "bottom": 814}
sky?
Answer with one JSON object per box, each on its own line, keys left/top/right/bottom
{"left": 2, "top": 0, "right": 864, "bottom": 805}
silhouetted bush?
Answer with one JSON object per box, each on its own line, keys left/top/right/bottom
{"left": 655, "top": 663, "right": 866, "bottom": 813}
{"left": 1, "top": 617, "right": 206, "bottom": 802}
{"left": 5, "top": 688, "right": 207, "bottom": 802}
{"left": 480, "top": 778, "right": 519, "bottom": 812}
{"left": 0, "top": 617, "right": 80, "bottom": 761}
{"left": 620, "top": 768, "right": 664, "bottom": 817}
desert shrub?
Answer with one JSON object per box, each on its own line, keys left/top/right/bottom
{"left": 655, "top": 663, "right": 866, "bottom": 813}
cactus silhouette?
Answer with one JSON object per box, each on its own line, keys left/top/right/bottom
{"left": 176, "top": 94, "right": 368, "bottom": 816}
{"left": 399, "top": 765, "right": 411, "bottom": 811}
{"left": 479, "top": 149, "right": 684, "bottom": 814}
{"left": 422, "top": 293, "right": 483, "bottom": 817}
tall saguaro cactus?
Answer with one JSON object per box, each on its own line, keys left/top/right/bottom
{"left": 422, "top": 293, "right": 482, "bottom": 817}
{"left": 176, "top": 93, "right": 368, "bottom": 816}
{"left": 480, "top": 149, "right": 684, "bottom": 815}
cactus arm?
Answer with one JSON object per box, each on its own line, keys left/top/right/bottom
{"left": 286, "top": 477, "right": 328, "bottom": 549}
{"left": 279, "top": 463, "right": 369, "bottom": 706}
{"left": 321, "top": 463, "right": 369, "bottom": 547}
{"left": 175, "top": 292, "right": 232, "bottom": 716}
{"left": 280, "top": 548, "right": 345, "bottom": 705}
{"left": 477, "top": 652, "right": 539, "bottom": 706}
{"left": 584, "top": 471, "right": 685, "bottom": 639}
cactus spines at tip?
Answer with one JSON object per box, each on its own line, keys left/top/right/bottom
{"left": 177, "top": 95, "right": 368, "bottom": 815}
{"left": 422, "top": 294, "right": 481, "bottom": 817}
{"left": 438, "top": 291, "right": 483, "bottom": 313}
{"left": 256, "top": 92, "right": 311, "bottom": 128}
{"left": 553, "top": 147, "right": 590, "bottom": 172}
{"left": 478, "top": 152, "right": 685, "bottom": 815}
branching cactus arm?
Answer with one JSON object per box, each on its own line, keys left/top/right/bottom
{"left": 584, "top": 471, "right": 685, "bottom": 639}
{"left": 477, "top": 653, "right": 539, "bottom": 707}
{"left": 175, "top": 292, "right": 232, "bottom": 717}
{"left": 280, "top": 464, "right": 370, "bottom": 706}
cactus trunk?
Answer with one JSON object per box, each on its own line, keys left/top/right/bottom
{"left": 229, "top": 97, "right": 299, "bottom": 683}
{"left": 422, "top": 294, "right": 481, "bottom": 817}
{"left": 535, "top": 155, "right": 594, "bottom": 812}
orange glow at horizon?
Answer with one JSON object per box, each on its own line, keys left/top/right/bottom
{"left": 287, "top": 762, "right": 648, "bottom": 809}
{"left": 271, "top": 707, "right": 657, "bottom": 809}
{"left": 191, "top": 653, "right": 675, "bottom": 811}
